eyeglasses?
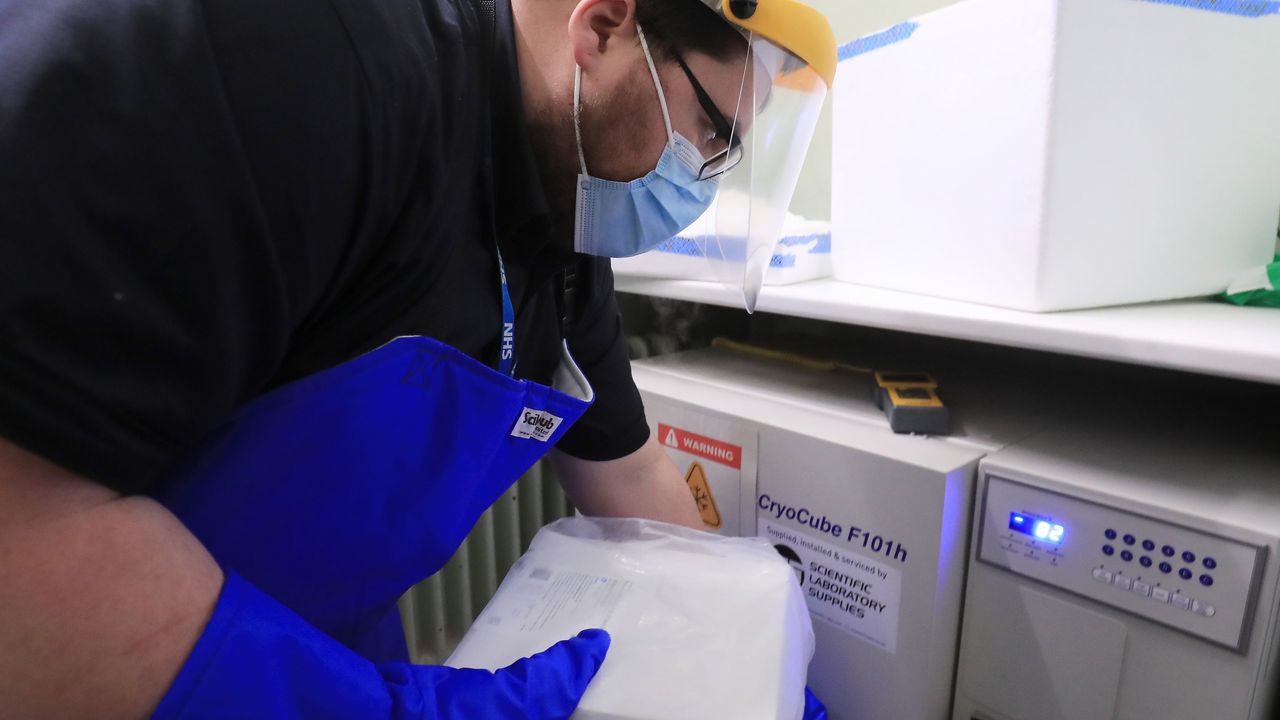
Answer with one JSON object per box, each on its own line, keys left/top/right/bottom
{"left": 672, "top": 53, "right": 745, "bottom": 181}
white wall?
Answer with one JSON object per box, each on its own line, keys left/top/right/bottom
{"left": 788, "top": 0, "right": 961, "bottom": 221}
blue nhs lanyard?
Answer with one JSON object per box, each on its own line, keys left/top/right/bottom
{"left": 497, "top": 247, "right": 515, "bottom": 377}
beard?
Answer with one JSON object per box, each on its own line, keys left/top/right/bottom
{"left": 523, "top": 99, "right": 579, "bottom": 259}
{"left": 525, "top": 65, "right": 663, "bottom": 255}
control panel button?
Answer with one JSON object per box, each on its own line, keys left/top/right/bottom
{"left": 1162, "top": 545, "right": 1175, "bottom": 557}
{"left": 1191, "top": 599, "right": 1216, "bottom": 617}
{"left": 1179, "top": 568, "right": 1193, "bottom": 580}
{"left": 1182, "top": 551, "right": 1196, "bottom": 564}
{"left": 1172, "top": 594, "right": 1191, "bottom": 610}
{"left": 1159, "top": 561, "right": 1172, "bottom": 574}
{"left": 1142, "top": 539, "right": 1155, "bottom": 551}
{"left": 1102, "top": 544, "right": 1115, "bottom": 556}
{"left": 1123, "top": 534, "right": 1137, "bottom": 546}
{"left": 1203, "top": 557, "right": 1217, "bottom": 570}
{"left": 1131, "top": 580, "right": 1151, "bottom": 597}
{"left": 1151, "top": 587, "right": 1171, "bottom": 603}
{"left": 1105, "top": 529, "right": 1117, "bottom": 540}
{"left": 1200, "top": 574, "right": 1214, "bottom": 587}
{"left": 1092, "top": 568, "right": 1114, "bottom": 583}
{"left": 1120, "top": 550, "right": 1134, "bottom": 562}
{"left": 1139, "top": 556, "right": 1153, "bottom": 567}
{"left": 1113, "top": 575, "right": 1133, "bottom": 591}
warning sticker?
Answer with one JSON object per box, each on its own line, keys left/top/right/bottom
{"left": 762, "top": 521, "right": 902, "bottom": 654}
{"left": 684, "top": 462, "right": 722, "bottom": 529}
{"left": 654, "top": 419, "right": 752, "bottom": 535}
{"left": 660, "top": 423, "right": 742, "bottom": 469}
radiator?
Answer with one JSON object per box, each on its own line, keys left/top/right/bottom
{"left": 397, "top": 461, "right": 574, "bottom": 664}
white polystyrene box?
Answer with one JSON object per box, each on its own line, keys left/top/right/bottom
{"left": 830, "top": 0, "right": 1280, "bottom": 311}
{"left": 446, "top": 517, "right": 814, "bottom": 720}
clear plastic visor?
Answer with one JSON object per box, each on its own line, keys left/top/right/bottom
{"left": 683, "top": 34, "right": 827, "bottom": 312}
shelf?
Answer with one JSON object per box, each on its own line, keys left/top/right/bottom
{"left": 614, "top": 276, "right": 1280, "bottom": 386}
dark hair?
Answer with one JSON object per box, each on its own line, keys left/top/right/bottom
{"left": 635, "top": 0, "right": 748, "bottom": 63}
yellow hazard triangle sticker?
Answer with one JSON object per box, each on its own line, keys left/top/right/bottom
{"left": 684, "top": 461, "right": 722, "bottom": 529}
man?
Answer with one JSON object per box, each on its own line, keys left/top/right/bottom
{"left": 0, "top": 0, "right": 834, "bottom": 716}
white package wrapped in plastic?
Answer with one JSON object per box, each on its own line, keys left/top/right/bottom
{"left": 446, "top": 517, "right": 815, "bottom": 720}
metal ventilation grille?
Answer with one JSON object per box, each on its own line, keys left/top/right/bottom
{"left": 397, "top": 461, "right": 573, "bottom": 665}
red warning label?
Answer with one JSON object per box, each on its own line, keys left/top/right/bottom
{"left": 659, "top": 423, "right": 742, "bottom": 470}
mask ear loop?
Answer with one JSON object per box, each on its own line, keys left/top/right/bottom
{"left": 635, "top": 24, "right": 674, "bottom": 141}
{"left": 727, "top": 33, "right": 752, "bottom": 162}
{"left": 573, "top": 66, "right": 589, "bottom": 176}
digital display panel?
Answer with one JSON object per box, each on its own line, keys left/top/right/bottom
{"left": 1009, "top": 512, "right": 1065, "bottom": 544}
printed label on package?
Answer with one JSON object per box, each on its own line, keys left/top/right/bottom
{"left": 762, "top": 521, "right": 902, "bottom": 654}
{"left": 479, "top": 563, "right": 634, "bottom": 635}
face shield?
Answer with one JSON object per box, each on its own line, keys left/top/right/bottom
{"left": 683, "top": 0, "right": 835, "bottom": 312}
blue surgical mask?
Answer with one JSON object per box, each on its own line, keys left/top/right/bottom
{"left": 572, "top": 24, "right": 720, "bottom": 258}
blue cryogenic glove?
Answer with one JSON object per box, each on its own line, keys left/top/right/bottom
{"left": 153, "top": 571, "right": 610, "bottom": 719}
{"left": 803, "top": 686, "right": 829, "bottom": 720}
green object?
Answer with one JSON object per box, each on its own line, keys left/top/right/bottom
{"left": 1221, "top": 255, "right": 1280, "bottom": 308}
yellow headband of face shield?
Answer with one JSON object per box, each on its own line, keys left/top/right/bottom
{"left": 716, "top": 0, "right": 836, "bottom": 89}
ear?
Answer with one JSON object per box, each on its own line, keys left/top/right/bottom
{"left": 567, "top": 0, "right": 637, "bottom": 73}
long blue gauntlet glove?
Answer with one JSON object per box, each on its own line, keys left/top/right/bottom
{"left": 154, "top": 572, "right": 610, "bottom": 719}
{"left": 802, "top": 687, "right": 829, "bottom": 720}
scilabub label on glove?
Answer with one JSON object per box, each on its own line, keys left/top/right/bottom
{"left": 511, "top": 408, "right": 563, "bottom": 442}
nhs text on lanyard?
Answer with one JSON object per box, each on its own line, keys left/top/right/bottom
{"left": 498, "top": 249, "right": 516, "bottom": 377}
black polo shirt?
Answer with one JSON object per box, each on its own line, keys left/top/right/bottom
{"left": 0, "top": 0, "right": 648, "bottom": 495}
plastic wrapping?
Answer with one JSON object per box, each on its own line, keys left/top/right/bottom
{"left": 447, "top": 517, "right": 815, "bottom": 720}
